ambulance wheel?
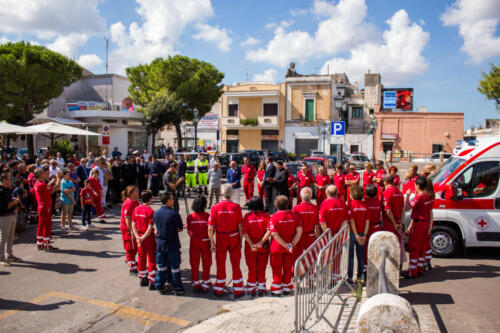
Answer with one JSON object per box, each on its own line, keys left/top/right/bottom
{"left": 431, "top": 225, "right": 459, "bottom": 257}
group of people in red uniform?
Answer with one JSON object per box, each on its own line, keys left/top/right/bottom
{"left": 116, "top": 159, "right": 435, "bottom": 297}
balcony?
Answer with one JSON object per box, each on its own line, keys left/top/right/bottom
{"left": 258, "top": 116, "right": 279, "bottom": 128}
{"left": 222, "top": 116, "right": 240, "bottom": 127}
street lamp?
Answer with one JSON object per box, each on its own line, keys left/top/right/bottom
{"left": 193, "top": 108, "right": 199, "bottom": 152}
{"left": 318, "top": 124, "right": 329, "bottom": 154}
{"left": 369, "top": 115, "right": 378, "bottom": 161}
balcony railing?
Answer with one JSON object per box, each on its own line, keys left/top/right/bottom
{"left": 222, "top": 116, "right": 240, "bottom": 127}
{"left": 258, "top": 116, "right": 278, "bottom": 127}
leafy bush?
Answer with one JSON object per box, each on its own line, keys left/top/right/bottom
{"left": 288, "top": 152, "right": 297, "bottom": 161}
{"left": 52, "top": 139, "right": 73, "bottom": 158}
{"left": 241, "top": 118, "right": 258, "bottom": 126}
{"left": 300, "top": 153, "right": 307, "bottom": 159}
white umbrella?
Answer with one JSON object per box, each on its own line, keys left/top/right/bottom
{"left": 24, "top": 122, "right": 101, "bottom": 136}
{"left": 24, "top": 121, "right": 101, "bottom": 149}
{"left": 0, "top": 122, "right": 28, "bottom": 134}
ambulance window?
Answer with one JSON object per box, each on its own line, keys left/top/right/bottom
{"left": 456, "top": 166, "right": 474, "bottom": 198}
{"left": 471, "top": 161, "right": 500, "bottom": 198}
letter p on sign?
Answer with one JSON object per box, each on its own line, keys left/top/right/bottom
{"left": 331, "top": 121, "right": 345, "bottom": 136}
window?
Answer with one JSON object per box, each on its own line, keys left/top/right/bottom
{"left": 305, "top": 99, "right": 314, "bottom": 122}
{"left": 369, "top": 108, "right": 374, "bottom": 115}
{"left": 227, "top": 129, "right": 239, "bottom": 136}
{"left": 262, "top": 130, "right": 279, "bottom": 136}
{"left": 352, "top": 107, "right": 363, "bottom": 119}
{"left": 350, "top": 145, "right": 359, "bottom": 153}
{"left": 228, "top": 104, "right": 238, "bottom": 117}
{"left": 432, "top": 144, "right": 444, "bottom": 153}
{"left": 263, "top": 103, "right": 278, "bottom": 116}
{"left": 455, "top": 162, "right": 500, "bottom": 198}
{"left": 227, "top": 140, "right": 239, "bottom": 153}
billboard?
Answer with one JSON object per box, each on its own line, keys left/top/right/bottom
{"left": 66, "top": 101, "right": 108, "bottom": 111}
{"left": 198, "top": 113, "right": 219, "bottom": 129}
{"left": 382, "top": 88, "right": 413, "bottom": 110}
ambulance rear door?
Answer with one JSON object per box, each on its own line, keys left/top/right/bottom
{"left": 446, "top": 160, "right": 500, "bottom": 247}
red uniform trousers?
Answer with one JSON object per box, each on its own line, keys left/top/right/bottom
{"left": 190, "top": 236, "right": 213, "bottom": 290}
{"left": 270, "top": 249, "right": 293, "bottom": 294}
{"left": 407, "top": 220, "right": 429, "bottom": 277}
{"left": 289, "top": 190, "right": 294, "bottom": 209}
{"left": 243, "top": 180, "right": 254, "bottom": 202}
{"left": 37, "top": 207, "right": 52, "bottom": 246}
{"left": 244, "top": 243, "right": 269, "bottom": 293}
{"left": 423, "top": 232, "right": 432, "bottom": 264}
{"left": 214, "top": 232, "right": 243, "bottom": 295}
{"left": 137, "top": 235, "right": 156, "bottom": 283}
{"left": 94, "top": 192, "right": 104, "bottom": 217}
{"left": 292, "top": 231, "right": 316, "bottom": 265}
{"left": 316, "top": 189, "right": 326, "bottom": 207}
{"left": 121, "top": 230, "right": 138, "bottom": 271}
{"left": 363, "top": 223, "right": 382, "bottom": 272}
{"left": 258, "top": 182, "right": 265, "bottom": 199}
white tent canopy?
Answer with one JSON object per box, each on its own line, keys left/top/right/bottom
{"left": 23, "top": 122, "right": 101, "bottom": 136}
{"left": 0, "top": 122, "right": 29, "bottom": 134}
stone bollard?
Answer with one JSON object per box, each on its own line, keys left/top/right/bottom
{"left": 366, "top": 231, "right": 400, "bottom": 297}
{"left": 357, "top": 293, "right": 420, "bottom": 333}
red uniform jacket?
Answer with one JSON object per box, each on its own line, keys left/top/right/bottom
{"left": 132, "top": 204, "right": 155, "bottom": 236}
{"left": 410, "top": 193, "right": 433, "bottom": 222}
{"left": 242, "top": 211, "right": 270, "bottom": 244}
{"left": 292, "top": 202, "right": 319, "bottom": 233}
{"left": 209, "top": 200, "right": 243, "bottom": 233}
{"left": 186, "top": 212, "right": 210, "bottom": 239}
{"left": 333, "top": 173, "right": 346, "bottom": 194}
{"left": 382, "top": 186, "right": 404, "bottom": 224}
{"left": 242, "top": 164, "right": 257, "bottom": 181}
{"left": 364, "top": 197, "right": 383, "bottom": 229}
{"left": 268, "top": 210, "right": 300, "bottom": 253}
{"left": 297, "top": 170, "right": 314, "bottom": 188}
{"left": 348, "top": 200, "right": 368, "bottom": 234}
{"left": 34, "top": 180, "right": 52, "bottom": 215}
{"left": 319, "top": 197, "right": 347, "bottom": 232}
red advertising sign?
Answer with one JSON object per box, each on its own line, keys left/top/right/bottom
{"left": 102, "top": 136, "right": 110, "bottom": 145}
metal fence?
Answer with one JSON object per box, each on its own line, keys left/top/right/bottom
{"left": 294, "top": 224, "right": 351, "bottom": 333}
{"left": 294, "top": 228, "right": 331, "bottom": 333}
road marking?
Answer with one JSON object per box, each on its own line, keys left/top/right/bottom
{"left": 0, "top": 291, "right": 191, "bottom": 327}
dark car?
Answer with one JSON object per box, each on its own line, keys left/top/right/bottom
{"left": 269, "top": 149, "right": 288, "bottom": 161}
{"left": 241, "top": 149, "right": 265, "bottom": 161}
{"left": 218, "top": 154, "right": 230, "bottom": 175}
{"left": 285, "top": 161, "right": 317, "bottom": 198}
{"left": 240, "top": 151, "right": 261, "bottom": 169}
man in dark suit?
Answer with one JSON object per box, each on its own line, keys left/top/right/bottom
{"left": 149, "top": 154, "right": 162, "bottom": 196}
{"left": 263, "top": 157, "right": 276, "bottom": 213}
{"left": 76, "top": 158, "right": 89, "bottom": 183}
{"left": 136, "top": 156, "right": 149, "bottom": 194}
{"left": 273, "top": 161, "right": 290, "bottom": 199}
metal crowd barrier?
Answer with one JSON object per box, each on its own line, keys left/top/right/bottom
{"left": 315, "top": 224, "right": 350, "bottom": 329}
{"left": 294, "top": 228, "right": 331, "bottom": 333}
{"left": 294, "top": 224, "right": 351, "bottom": 333}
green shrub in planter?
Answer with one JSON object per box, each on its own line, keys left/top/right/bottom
{"left": 288, "top": 152, "right": 296, "bottom": 161}
{"left": 241, "top": 118, "right": 258, "bottom": 126}
{"left": 300, "top": 153, "right": 307, "bottom": 159}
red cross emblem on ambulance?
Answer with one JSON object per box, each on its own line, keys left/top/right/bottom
{"left": 474, "top": 216, "right": 490, "bottom": 231}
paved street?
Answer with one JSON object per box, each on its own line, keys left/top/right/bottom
{"left": 0, "top": 194, "right": 499, "bottom": 333}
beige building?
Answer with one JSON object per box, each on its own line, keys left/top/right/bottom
{"left": 221, "top": 83, "right": 285, "bottom": 153}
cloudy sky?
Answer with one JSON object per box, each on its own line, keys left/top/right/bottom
{"left": 1, "top": 0, "right": 499, "bottom": 128}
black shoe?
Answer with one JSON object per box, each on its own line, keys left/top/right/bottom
{"left": 402, "top": 271, "right": 417, "bottom": 279}
{"left": 249, "top": 292, "right": 256, "bottom": 297}
{"left": 159, "top": 286, "right": 169, "bottom": 295}
{"left": 234, "top": 293, "right": 243, "bottom": 299}
{"left": 149, "top": 283, "right": 156, "bottom": 291}
{"left": 258, "top": 291, "right": 266, "bottom": 297}
{"left": 283, "top": 291, "right": 290, "bottom": 296}
{"left": 45, "top": 245, "right": 58, "bottom": 252}
{"left": 99, "top": 219, "right": 106, "bottom": 224}
{"left": 37, "top": 245, "right": 44, "bottom": 251}
{"left": 193, "top": 286, "right": 201, "bottom": 293}
{"left": 204, "top": 189, "right": 208, "bottom": 195}
{"left": 140, "top": 277, "right": 149, "bottom": 287}
{"left": 129, "top": 269, "right": 138, "bottom": 276}
{"left": 424, "top": 262, "right": 432, "bottom": 271}
{"left": 214, "top": 292, "right": 223, "bottom": 298}
{"left": 174, "top": 289, "right": 185, "bottom": 296}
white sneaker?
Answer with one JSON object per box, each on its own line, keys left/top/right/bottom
{"left": 82, "top": 225, "right": 89, "bottom": 230}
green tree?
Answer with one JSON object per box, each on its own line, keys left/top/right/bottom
{"left": 478, "top": 63, "right": 500, "bottom": 112}
{"left": 145, "top": 91, "right": 183, "bottom": 150}
{"left": 126, "top": 55, "right": 224, "bottom": 149}
{"left": 0, "top": 41, "right": 82, "bottom": 156}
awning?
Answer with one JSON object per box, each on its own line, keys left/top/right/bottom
{"left": 294, "top": 132, "right": 319, "bottom": 139}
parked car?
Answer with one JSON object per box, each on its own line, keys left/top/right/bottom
{"left": 326, "top": 155, "right": 337, "bottom": 166}
{"left": 218, "top": 154, "right": 230, "bottom": 175}
{"left": 413, "top": 152, "right": 452, "bottom": 163}
{"left": 240, "top": 151, "right": 261, "bottom": 169}
{"left": 349, "top": 153, "right": 370, "bottom": 169}
{"left": 269, "top": 149, "right": 289, "bottom": 161}
{"left": 310, "top": 151, "right": 325, "bottom": 157}
{"left": 241, "top": 149, "right": 265, "bottom": 161}
{"left": 37, "top": 148, "right": 49, "bottom": 158}
{"left": 16, "top": 148, "right": 29, "bottom": 160}
{"left": 285, "top": 160, "right": 316, "bottom": 198}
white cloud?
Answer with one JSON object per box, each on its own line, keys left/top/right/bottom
{"left": 240, "top": 36, "right": 261, "bottom": 47}
{"left": 0, "top": 36, "right": 9, "bottom": 44}
{"left": 290, "top": 8, "right": 309, "bottom": 17}
{"left": 247, "top": 0, "right": 377, "bottom": 67}
{"left": 441, "top": 0, "right": 500, "bottom": 63}
{"left": 321, "top": 10, "right": 430, "bottom": 85}
{"left": 109, "top": 0, "right": 221, "bottom": 73}
{"left": 193, "top": 23, "right": 232, "bottom": 51}
{"left": 0, "top": 0, "right": 105, "bottom": 38}
{"left": 253, "top": 69, "right": 278, "bottom": 83}
{"left": 265, "top": 20, "right": 293, "bottom": 30}
{"left": 47, "top": 34, "right": 89, "bottom": 58}
{"left": 77, "top": 54, "right": 103, "bottom": 69}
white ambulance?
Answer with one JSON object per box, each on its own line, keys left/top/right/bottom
{"left": 429, "top": 141, "right": 500, "bottom": 257}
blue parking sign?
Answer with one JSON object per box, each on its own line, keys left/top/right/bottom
{"left": 331, "top": 121, "right": 345, "bottom": 136}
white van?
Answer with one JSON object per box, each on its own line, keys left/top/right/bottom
{"left": 428, "top": 141, "right": 500, "bottom": 257}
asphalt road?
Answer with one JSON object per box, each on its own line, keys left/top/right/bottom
{"left": 1, "top": 192, "right": 499, "bottom": 333}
